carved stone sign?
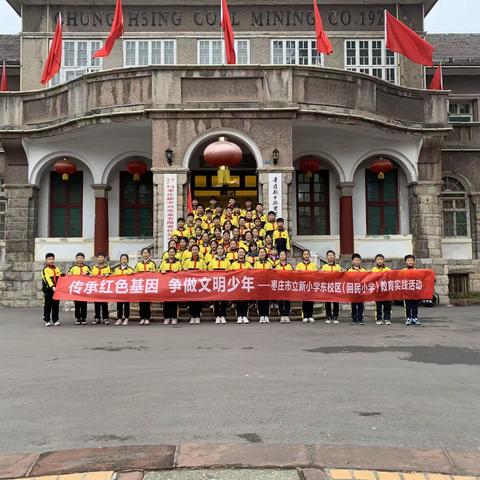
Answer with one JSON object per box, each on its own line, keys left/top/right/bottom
{"left": 49, "top": 4, "right": 422, "bottom": 33}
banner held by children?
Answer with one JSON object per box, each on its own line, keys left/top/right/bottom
{"left": 54, "top": 269, "right": 435, "bottom": 303}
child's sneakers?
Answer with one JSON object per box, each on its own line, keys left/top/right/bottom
{"left": 308, "top": 317, "right": 315, "bottom": 323}
{"left": 325, "top": 318, "right": 331, "bottom": 324}
{"left": 220, "top": 316, "right": 227, "bottom": 324}
{"left": 144, "top": 319, "right": 150, "bottom": 325}
{"left": 302, "top": 317, "right": 309, "bottom": 323}
{"left": 139, "top": 319, "right": 145, "bottom": 325}
{"left": 115, "top": 319, "right": 122, "bottom": 326}
{"left": 164, "top": 318, "right": 171, "bottom": 325}
{"left": 92, "top": 319, "right": 100, "bottom": 325}
{"left": 411, "top": 318, "right": 422, "bottom": 325}
{"left": 171, "top": 318, "right": 178, "bottom": 325}
{"left": 405, "top": 318, "right": 412, "bottom": 325}
{"left": 243, "top": 317, "right": 249, "bottom": 324}
{"left": 53, "top": 321, "right": 60, "bottom": 326}
{"left": 195, "top": 317, "right": 201, "bottom": 324}
{"left": 123, "top": 318, "right": 129, "bottom": 326}
{"left": 385, "top": 320, "right": 392, "bottom": 325}
{"left": 75, "top": 319, "right": 81, "bottom": 325}
{"left": 333, "top": 318, "right": 339, "bottom": 324}
{"left": 103, "top": 319, "right": 110, "bottom": 325}
{"left": 81, "top": 320, "right": 87, "bottom": 325}
{"left": 189, "top": 317, "right": 195, "bottom": 324}
{"left": 215, "top": 316, "right": 221, "bottom": 324}
{"left": 376, "top": 319, "right": 384, "bottom": 325}
{"left": 44, "top": 321, "right": 52, "bottom": 327}
{"left": 237, "top": 317, "right": 243, "bottom": 324}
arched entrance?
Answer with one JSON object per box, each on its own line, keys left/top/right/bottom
{"left": 188, "top": 136, "right": 259, "bottom": 207}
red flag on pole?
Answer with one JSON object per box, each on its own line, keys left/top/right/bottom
{"left": 428, "top": 64, "right": 443, "bottom": 90}
{"left": 92, "top": 0, "right": 124, "bottom": 58}
{"left": 41, "top": 14, "right": 63, "bottom": 85}
{"left": 187, "top": 184, "right": 193, "bottom": 214}
{"left": 1, "top": 61, "right": 7, "bottom": 92}
{"left": 313, "top": 0, "right": 333, "bottom": 55}
{"left": 221, "top": 0, "right": 236, "bottom": 64}
{"left": 385, "top": 11, "right": 433, "bottom": 66}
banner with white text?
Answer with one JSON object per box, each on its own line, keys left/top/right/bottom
{"left": 53, "top": 269, "right": 435, "bottom": 303}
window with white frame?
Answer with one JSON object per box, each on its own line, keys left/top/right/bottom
{"left": 345, "top": 39, "right": 396, "bottom": 83}
{"left": 124, "top": 39, "right": 176, "bottom": 66}
{"left": 271, "top": 39, "right": 323, "bottom": 66}
{"left": 197, "top": 39, "right": 250, "bottom": 65}
{"left": 51, "top": 40, "right": 102, "bottom": 86}
{"left": 441, "top": 176, "right": 470, "bottom": 237}
{"left": 448, "top": 101, "right": 473, "bottom": 123}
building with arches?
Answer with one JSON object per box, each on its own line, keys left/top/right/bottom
{"left": 0, "top": 0, "right": 480, "bottom": 306}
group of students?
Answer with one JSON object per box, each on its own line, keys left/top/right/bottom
{"left": 41, "top": 197, "right": 422, "bottom": 327}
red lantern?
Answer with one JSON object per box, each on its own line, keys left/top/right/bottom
{"left": 53, "top": 159, "right": 77, "bottom": 181}
{"left": 127, "top": 160, "right": 148, "bottom": 181}
{"left": 204, "top": 137, "right": 243, "bottom": 186}
{"left": 298, "top": 156, "right": 321, "bottom": 180}
{"left": 370, "top": 158, "right": 394, "bottom": 180}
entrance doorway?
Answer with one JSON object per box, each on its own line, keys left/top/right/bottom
{"left": 189, "top": 137, "right": 258, "bottom": 207}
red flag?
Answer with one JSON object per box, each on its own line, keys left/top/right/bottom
{"left": 1, "top": 61, "right": 7, "bottom": 92}
{"left": 221, "top": 0, "right": 236, "bottom": 64}
{"left": 428, "top": 64, "right": 443, "bottom": 90}
{"left": 41, "top": 14, "right": 63, "bottom": 85}
{"left": 187, "top": 184, "right": 193, "bottom": 214}
{"left": 92, "top": 0, "right": 124, "bottom": 58}
{"left": 385, "top": 11, "right": 433, "bottom": 66}
{"left": 313, "top": 0, "right": 333, "bottom": 55}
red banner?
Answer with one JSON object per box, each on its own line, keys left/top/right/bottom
{"left": 54, "top": 269, "right": 435, "bottom": 303}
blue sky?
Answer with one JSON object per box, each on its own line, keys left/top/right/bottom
{"left": 0, "top": 0, "right": 479, "bottom": 34}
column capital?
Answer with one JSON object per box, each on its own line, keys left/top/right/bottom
{"left": 336, "top": 182, "right": 355, "bottom": 196}
{"left": 90, "top": 184, "right": 112, "bottom": 198}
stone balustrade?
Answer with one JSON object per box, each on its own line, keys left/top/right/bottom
{"left": 0, "top": 65, "right": 449, "bottom": 134}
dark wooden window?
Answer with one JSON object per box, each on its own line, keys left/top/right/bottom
{"left": 296, "top": 170, "right": 330, "bottom": 235}
{"left": 119, "top": 171, "right": 153, "bottom": 237}
{"left": 366, "top": 169, "right": 399, "bottom": 235}
{"left": 49, "top": 171, "right": 83, "bottom": 237}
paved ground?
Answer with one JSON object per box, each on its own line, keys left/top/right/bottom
{"left": 0, "top": 305, "right": 479, "bottom": 453}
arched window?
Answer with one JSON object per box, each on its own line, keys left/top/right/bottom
{"left": 441, "top": 176, "right": 470, "bottom": 237}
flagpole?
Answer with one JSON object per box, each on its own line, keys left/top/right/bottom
{"left": 220, "top": 0, "right": 225, "bottom": 66}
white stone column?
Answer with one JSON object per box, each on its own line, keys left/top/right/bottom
{"left": 152, "top": 168, "right": 188, "bottom": 255}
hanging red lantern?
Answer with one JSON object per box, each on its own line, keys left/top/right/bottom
{"left": 370, "top": 158, "right": 394, "bottom": 180}
{"left": 53, "top": 159, "right": 77, "bottom": 181}
{"left": 204, "top": 137, "right": 242, "bottom": 186}
{"left": 298, "top": 156, "right": 321, "bottom": 180}
{"left": 127, "top": 160, "right": 148, "bottom": 181}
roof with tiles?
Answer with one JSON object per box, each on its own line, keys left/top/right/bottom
{"left": 427, "top": 33, "right": 480, "bottom": 66}
{"left": 0, "top": 34, "right": 20, "bottom": 65}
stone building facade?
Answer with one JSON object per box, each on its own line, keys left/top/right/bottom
{"left": 0, "top": 0, "right": 479, "bottom": 306}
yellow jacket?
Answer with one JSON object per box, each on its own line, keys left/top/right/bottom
{"left": 134, "top": 260, "right": 157, "bottom": 272}
{"left": 230, "top": 260, "right": 252, "bottom": 270}
{"left": 113, "top": 265, "right": 134, "bottom": 275}
{"left": 91, "top": 265, "right": 112, "bottom": 276}
{"left": 296, "top": 261, "right": 318, "bottom": 271}
{"left": 264, "top": 221, "right": 277, "bottom": 234}
{"left": 371, "top": 265, "right": 391, "bottom": 272}
{"left": 207, "top": 257, "right": 231, "bottom": 271}
{"left": 226, "top": 251, "right": 240, "bottom": 263}
{"left": 273, "top": 229, "right": 291, "bottom": 251}
{"left": 68, "top": 265, "right": 91, "bottom": 275}
{"left": 183, "top": 257, "right": 207, "bottom": 271}
{"left": 160, "top": 259, "right": 182, "bottom": 273}
{"left": 347, "top": 266, "right": 368, "bottom": 272}
{"left": 321, "top": 263, "right": 342, "bottom": 272}
{"left": 275, "top": 261, "right": 293, "bottom": 271}
{"left": 42, "top": 265, "right": 62, "bottom": 289}
{"left": 171, "top": 228, "right": 188, "bottom": 239}
{"left": 253, "top": 259, "right": 273, "bottom": 270}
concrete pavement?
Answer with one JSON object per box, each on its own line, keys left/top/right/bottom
{"left": 0, "top": 305, "right": 479, "bottom": 454}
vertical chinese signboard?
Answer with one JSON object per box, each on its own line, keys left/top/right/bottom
{"left": 268, "top": 173, "right": 282, "bottom": 218}
{"left": 163, "top": 174, "right": 177, "bottom": 249}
